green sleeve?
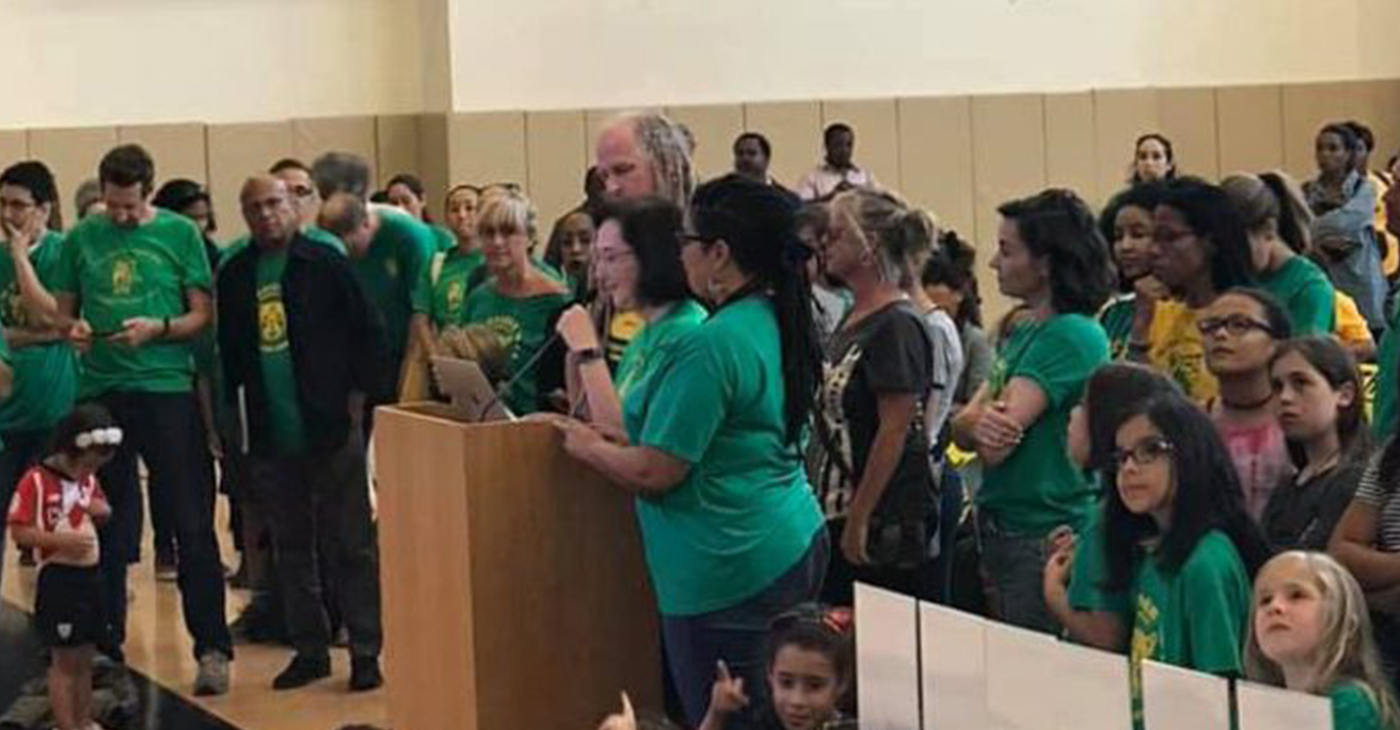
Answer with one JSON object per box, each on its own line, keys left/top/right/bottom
{"left": 1375, "top": 323, "right": 1400, "bottom": 440}
{"left": 303, "top": 226, "right": 347, "bottom": 255}
{"left": 1294, "top": 276, "right": 1337, "bottom": 336}
{"left": 399, "top": 222, "right": 435, "bottom": 299}
{"left": 638, "top": 332, "right": 729, "bottom": 464}
{"left": 52, "top": 228, "right": 80, "bottom": 295}
{"left": 1067, "top": 508, "right": 1128, "bottom": 613}
{"left": 411, "top": 259, "right": 434, "bottom": 316}
{"left": 1331, "top": 683, "right": 1384, "bottom": 730}
{"left": 1182, "top": 539, "right": 1249, "bottom": 676}
{"left": 179, "top": 223, "right": 214, "bottom": 292}
{"left": 0, "top": 325, "right": 12, "bottom": 365}
{"left": 1013, "top": 318, "right": 1107, "bottom": 409}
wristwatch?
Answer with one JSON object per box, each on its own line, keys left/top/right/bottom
{"left": 574, "top": 347, "right": 604, "bottom": 363}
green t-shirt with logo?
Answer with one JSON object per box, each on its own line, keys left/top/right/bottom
{"left": 54, "top": 209, "right": 213, "bottom": 397}
{"left": 1257, "top": 255, "right": 1336, "bottom": 336}
{"left": 1099, "top": 295, "right": 1136, "bottom": 361}
{"left": 631, "top": 296, "right": 824, "bottom": 616}
{"left": 978, "top": 313, "right": 1108, "bottom": 536}
{"left": 350, "top": 206, "right": 435, "bottom": 366}
{"left": 616, "top": 299, "right": 708, "bottom": 402}
{"left": 411, "top": 248, "right": 486, "bottom": 328}
{"left": 1331, "top": 681, "right": 1386, "bottom": 730}
{"left": 1128, "top": 530, "right": 1250, "bottom": 727}
{"left": 255, "top": 251, "right": 307, "bottom": 455}
{"left": 223, "top": 227, "right": 346, "bottom": 260}
{"left": 461, "top": 283, "right": 571, "bottom": 415}
{"left": 0, "top": 231, "right": 78, "bottom": 432}
{"left": 1373, "top": 299, "right": 1400, "bottom": 441}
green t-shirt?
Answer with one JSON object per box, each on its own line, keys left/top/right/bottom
{"left": 1067, "top": 502, "right": 1128, "bottom": 615}
{"left": 223, "top": 227, "right": 346, "bottom": 260}
{"left": 349, "top": 206, "right": 435, "bottom": 366}
{"left": 1128, "top": 530, "right": 1250, "bottom": 726}
{"left": 1258, "top": 256, "right": 1336, "bottom": 336}
{"left": 978, "top": 313, "right": 1108, "bottom": 535}
{"left": 54, "top": 209, "right": 213, "bottom": 397}
{"left": 630, "top": 296, "right": 824, "bottom": 616}
{"left": 255, "top": 252, "right": 307, "bottom": 455}
{"left": 430, "top": 225, "right": 457, "bottom": 253}
{"left": 411, "top": 248, "right": 486, "bottom": 328}
{"left": 1099, "top": 295, "right": 1136, "bottom": 361}
{"left": 1331, "top": 681, "right": 1387, "bottom": 730}
{"left": 461, "top": 283, "right": 571, "bottom": 415}
{"left": 616, "top": 299, "right": 708, "bottom": 402}
{"left": 0, "top": 231, "right": 78, "bottom": 432}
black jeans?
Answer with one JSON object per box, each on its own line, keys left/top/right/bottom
{"left": 94, "top": 391, "right": 232, "bottom": 661}
{"left": 246, "top": 433, "right": 382, "bottom": 660}
{"left": 0, "top": 427, "right": 51, "bottom": 589}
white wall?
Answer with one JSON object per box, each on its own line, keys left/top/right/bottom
{"left": 0, "top": 0, "right": 428, "bottom": 128}
{"left": 451, "top": 0, "right": 1400, "bottom": 112}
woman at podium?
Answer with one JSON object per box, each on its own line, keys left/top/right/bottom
{"left": 551, "top": 175, "right": 828, "bottom": 728}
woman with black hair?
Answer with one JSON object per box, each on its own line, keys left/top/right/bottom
{"left": 1132, "top": 177, "right": 1255, "bottom": 403}
{"left": 950, "top": 188, "right": 1114, "bottom": 632}
{"left": 1104, "top": 394, "right": 1272, "bottom": 723}
{"left": 551, "top": 175, "right": 826, "bottom": 727}
{"left": 1131, "top": 133, "right": 1176, "bottom": 184}
{"left": 1099, "top": 183, "right": 1167, "bottom": 360}
{"left": 385, "top": 172, "right": 456, "bottom": 254}
{"left": 922, "top": 230, "right": 989, "bottom": 406}
{"left": 1304, "top": 123, "right": 1386, "bottom": 331}
{"left": 543, "top": 206, "right": 597, "bottom": 299}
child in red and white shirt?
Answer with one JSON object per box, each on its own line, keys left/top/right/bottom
{"left": 6, "top": 404, "right": 121, "bottom": 730}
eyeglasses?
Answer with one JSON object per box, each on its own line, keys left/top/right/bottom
{"left": 1197, "top": 315, "right": 1274, "bottom": 338}
{"left": 1110, "top": 436, "right": 1174, "bottom": 472}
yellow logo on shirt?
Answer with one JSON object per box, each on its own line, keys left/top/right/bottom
{"left": 385, "top": 258, "right": 399, "bottom": 280}
{"left": 482, "top": 315, "right": 522, "bottom": 355}
{"left": 257, "top": 284, "right": 289, "bottom": 352}
{"left": 2, "top": 285, "right": 28, "bottom": 328}
{"left": 111, "top": 256, "right": 138, "bottom": 296}
{"left": 445, "top": 280, "right": 465, "bottom": 314}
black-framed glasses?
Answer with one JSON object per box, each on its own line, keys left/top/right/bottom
{"left": 1110, "top": 436, "right": 1174, "bottom": 472}
{"left": 1197, "top": 315, "right": 1274, "bottom": 338}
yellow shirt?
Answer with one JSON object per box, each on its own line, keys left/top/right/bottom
{"left": 1335, "top": 291, "right": 1374, "bottom": 350}
{"left": 1371, "top": 171, "right": 1397, "bottom": 278}
{"left": 1148, "top": 300, "right": 1217, "bottom": 404}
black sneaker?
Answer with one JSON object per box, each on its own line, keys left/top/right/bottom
{"left": 349, "top": 656, "right": 383, "bottom": 692}
{"left": 154, "top": 547, "right": 177, "bottom": 583}
{"left": 272, "top": 654, "right": 331, "bottom": 690}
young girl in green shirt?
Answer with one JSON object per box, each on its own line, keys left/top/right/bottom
{"left": 1103, "top": 393, "right": 1272, "bottom": 724}
{"left": 1246, "top": 551, "right": 1400, "bottom": 730}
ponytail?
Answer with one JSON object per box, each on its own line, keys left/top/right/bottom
{"left": 773, "top": 247, "right": 823, "bottom": 446}
{"left": 1258, "top": 171, "right": 1315, "bottom": 255}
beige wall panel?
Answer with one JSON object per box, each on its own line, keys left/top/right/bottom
{"left": 0, "top": 131, "right": 27, "bottom": 172}
{"left": 897, "top": 96, "right": 975, "bottom": 238}
{"left": 971, "top": 94, "right": 1047, "bottom": 321}
{"left": 1281, "top": 83, "right": 1356, "bottom": 179}
{"left": 448, "top": 112, "right": 527, "bottom": 190}
{"left": 117, "top": 124, "right": 207, "bottom": 186}
{"left": 206, "top": 122, "right": 295, "bottom": 240}
{"left": 376, "top": 115, "right": 423, "bottom": 184}
{"left": 1044, "top": 92, "right": 1098, "bottom": 204}
{"left": 28, "top": 127, "right": 118, "bottom": 230}
{"left": 821, "top": 99, "right": 901, "bottom": 191}
{"left": 526, "top": 110, "right": 589, "bottom": 235}
{"left": 743, "top": 101, "right": 822, "bottom": 191}
{"left": 1217, "top": 86, "right": 1285, "bottom": 177}
{"left": 1363, "top": 80, "right": 1400, "bottom": 166}
{"left": 664, "top": 104, "right": 745, "bottom": 183}
{"left": 1157, "top": 88, "right": 1219, "bottom": 180}
{"left": 1092, "top": 89, "right": 1159, "bottom": 199}
{"left": 416, "top": 113, "right": 452, "bottom": 223}
{"left": 293, "top": 116, "right": 378, "bottom": 188}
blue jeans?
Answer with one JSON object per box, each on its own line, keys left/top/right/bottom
{"left": 976, "top": 511, "right": 1057, "bottom": 634}
{"left": 660, "top": 530, "right": 830, "bottom": 727}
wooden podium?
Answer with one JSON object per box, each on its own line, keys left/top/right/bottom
{"left": 375, "top": 404, "right": 662, "bottom": 730}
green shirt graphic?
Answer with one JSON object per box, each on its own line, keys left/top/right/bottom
{"left": 411, "top": 248, "right": 486, "bottom": 328}
{"left": 461, "top": 283, "right": 571, "bottom": 415}
{"left": 255, "top": 251, "right": 307, "bottom": 455}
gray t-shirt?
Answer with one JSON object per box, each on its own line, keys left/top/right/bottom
{"left": 923, "top": 307, "right": 965, "bottom": 450}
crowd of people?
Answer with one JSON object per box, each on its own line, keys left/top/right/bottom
{"left": 3, "top": 109, "right": 1400, "bottom": 730}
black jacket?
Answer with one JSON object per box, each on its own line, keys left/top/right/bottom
{"left": 217, "top": 233, "right": 390, "bottom": 455}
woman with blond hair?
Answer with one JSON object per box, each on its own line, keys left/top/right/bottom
{"left": 461, "top": 189, "right": 572, "bottom": 414}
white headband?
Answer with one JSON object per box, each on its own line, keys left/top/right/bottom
{"left": 74, "top": 427, "right": 123, "bottom": 450}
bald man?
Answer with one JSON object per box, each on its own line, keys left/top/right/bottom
{"left": 218, "top": 175, "right": 388, "bottom": 692}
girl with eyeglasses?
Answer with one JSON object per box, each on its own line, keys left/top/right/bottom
{"left": 1102, "top": 393, "right": 1272, "bottom": 728}
{"left": 1199, "top": 288, "right": 1295, "bottom": 520}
